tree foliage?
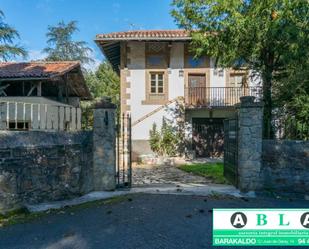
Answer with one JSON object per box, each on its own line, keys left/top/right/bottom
{"left": 149, "top": 118, "right": 179, "bottom": 157}
{"left": 172, "top": 0, "right": 309, "bottom": 138}
{"left": 0, "top": 9, "right": 27, "bottom": 61}
{"left": 82, "top": 61, "right": 120, "bottom": 129}
{"left": 43, "top": 20, "right": 93, "bottom": 65}
{"left": 85, "top": 62, "right": 120, "bottom": 105}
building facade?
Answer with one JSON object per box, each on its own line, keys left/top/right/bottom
{"left": 0, "top": 61, "right": 91, "bottom": 131}
{"left": 96, "top": 30, "right": 261, "bottom": 158}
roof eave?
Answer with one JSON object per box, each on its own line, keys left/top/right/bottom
{"left": 95, "top": 39, "right": 120, "bottom": 74}
{"left": 95, "top": 37, "right": 191, "bottom": 42}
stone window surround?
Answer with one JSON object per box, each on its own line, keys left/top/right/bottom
{"left": 150, "top": 72, "right": 164, "bottom": 94}
{"left": 142, "top": 69, "right": 169, "bottom": 105}
{"left": 184, "top": 68, "right": 210, "bottom": 88}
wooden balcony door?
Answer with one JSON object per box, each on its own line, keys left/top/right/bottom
{"left": 188, "top": 74, "right": 207, "bottom": 106}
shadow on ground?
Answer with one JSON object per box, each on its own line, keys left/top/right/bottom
{"left": 0, "top": 194, "right": 308, "bottom": 249}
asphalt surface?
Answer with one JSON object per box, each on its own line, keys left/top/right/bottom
{"left": 0, "top": 194, "right": 308, "bottom": 249}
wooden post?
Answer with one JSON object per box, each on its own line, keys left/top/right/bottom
{"left": 37, "top": 82, "right": 42, "bottom": 97}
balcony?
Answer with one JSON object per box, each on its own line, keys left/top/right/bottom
{"left": 184, "top": 87, "right": 262, "bottom": 108}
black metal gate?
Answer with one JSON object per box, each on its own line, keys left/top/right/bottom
{"left": 223, "top": 117, "right": 238, "bottom": 186}
{"left": 116, "top": 113, "right": 132, "bottom": 188}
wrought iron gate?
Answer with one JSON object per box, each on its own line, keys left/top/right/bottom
{"left": 116, "top": 113, "right": 132, "bottom": 188}
{"left": 223, "top": 117, "right": 238, "bottom": 186}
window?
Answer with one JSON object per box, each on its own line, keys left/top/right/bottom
{"left": 150, "top": 73, "right": 164, "bottom": 94}
{"left": 147, "top": 55, "right": 165, "bottom": 67}
{"left": 230, "top": 74, "right": 245, "bottom": 87}
{"left": 146, "top": 42, "right": 168, "bottom": 69}
{"left": 8, "top": 121, "right": 30, "bottom": 130}
{"left": 143, "top": 70, "right": 168, "bottom": 105}
{"left": 187, "top": 55, "right": 205, "bottom": 68}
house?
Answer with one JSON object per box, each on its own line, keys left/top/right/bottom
{"left": 95, "top": 30, "right": 261, "bottom": 158}
{"left": 0, "top": 61, "right": 91, "bottom": 131}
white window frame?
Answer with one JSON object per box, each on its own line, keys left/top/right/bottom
{"left": 150, "top": 72, "right": 164, "bottom": 94}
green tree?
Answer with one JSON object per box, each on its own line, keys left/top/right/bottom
{"left": 82, "top": 61, "right": 120, "bottom": 129}
{"left": 0, "top": 10, "right": 27, "bottom": 61}
{"left": 85, "top": 62, "right": 120, "bottom": 106}
{"left": 272, "top": 55, "right": 309, "bottom": 139}
{"left": 149, "top": 116, "right": 183, "bottom": 157}
{"left": 172, "top": 0, "right": 309, "bottom": 138}
{"left": 43, "top": 20, "right": 93, "bottom": 65}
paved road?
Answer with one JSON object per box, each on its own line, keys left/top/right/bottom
{"left": 0, "top": 194, "right": 308, "bottom": 249}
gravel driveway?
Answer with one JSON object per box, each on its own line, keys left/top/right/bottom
{"left": 0, "top": 194, "right": 308, "bottom": 249}
{"left": 132, "top": 163, "right": 213, "bottom": 186}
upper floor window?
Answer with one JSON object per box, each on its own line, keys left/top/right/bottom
{"left": 184, "top": 44, "right": 209, "bottom": 68}
{"left": 147, "top": 55, "right": 165, "bottom": 67}
{"left": 187, "top": 55, "right": 205, "bottom": 68}
{"left": 229, "top": 74, "right": 246, "bottom": 87}
{"left": 146, "top": 42, "right": 168, "bottom": 68}
{"left": 150, "top": 72, "right": 164, "bottom": 94}
{"left": 142, "top": 70, "right": 168, "bottom": 105}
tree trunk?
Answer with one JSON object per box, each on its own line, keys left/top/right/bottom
{"left": 262, "top": 67, "right": 273, "bottom": 139}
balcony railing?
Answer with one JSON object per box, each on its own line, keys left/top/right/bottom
{"left": 184, "top": 87, "right": 262, "bottom": 108}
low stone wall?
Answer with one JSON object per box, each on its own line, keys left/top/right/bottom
{"left": 261, "top": 140, "right": 309, "bottom": 194}
{"left": 0, "top": 131, "right": 93, "bottom": 212}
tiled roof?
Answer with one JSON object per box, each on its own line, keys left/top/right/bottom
{"left": 96, "top": 29, "right": 191, "bottom": 40}
{"left": 0, "top": 61, "right": 80, "bottom": 79}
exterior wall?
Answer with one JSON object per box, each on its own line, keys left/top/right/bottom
{"left": 127, "top": 41, "right": 185, "bottom": 141}
{"left": 210, "top": 59, "right": 225, "bottom": 88}
{"left": 261, "top": 140, "right": 309, "bottom": 195}
{"left": 0, "top": 131, "right": 93, "bottom": 211}
{"left": 122, "top": 40, "right": 259, "bottom": 158}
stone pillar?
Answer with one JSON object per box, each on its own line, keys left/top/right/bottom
{"left": 237, "top": 96, "right": 263, "bottom": 192}
{"left": 93, "top": 97, "right": 116, "bottom": 191}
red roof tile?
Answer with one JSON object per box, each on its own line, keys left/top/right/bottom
{"left": 96, "top": 29, "right": 191, "bottom": 40}
{"left": 0, "top": 61, "right": 81, "bottom": 79}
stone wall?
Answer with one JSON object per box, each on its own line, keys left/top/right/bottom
{"left": 261, "top": 140, "right": 309, "bottom": 194}
{"left": 0, "top": 131, "right": 93, "bottom": 212}
{"left": 236, "top": 96, "right": 263, "bottom": 192}
{"left": 233, "top": 96, "right": 309, "bottom": 196}
{"left": 0, "top": 99, "right": 117, "bottom": 213}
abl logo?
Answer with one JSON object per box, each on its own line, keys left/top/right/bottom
{"left": 230, "top": 211, "right": 309, "bottom": 229}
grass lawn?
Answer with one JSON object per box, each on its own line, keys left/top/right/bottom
{"left": 178, "top": 162, "right": 229, "bottom": 184}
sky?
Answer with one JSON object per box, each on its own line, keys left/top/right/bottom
{"left": 1, "top": 0, "right": 177, "bottom": 70}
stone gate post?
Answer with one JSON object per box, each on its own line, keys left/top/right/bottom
{"left": 93, "top": 97, "right": 116, "bottom": 191}
{"left": 237, "top": 96, "right": 263, "bottom": 192}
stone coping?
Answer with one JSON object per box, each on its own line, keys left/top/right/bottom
{"left": 0, "top": 130, "right": 92, "bottom": 148}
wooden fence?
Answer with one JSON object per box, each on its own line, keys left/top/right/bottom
{"left": 0, "top": 101, "right": 81, "bottom": 131}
